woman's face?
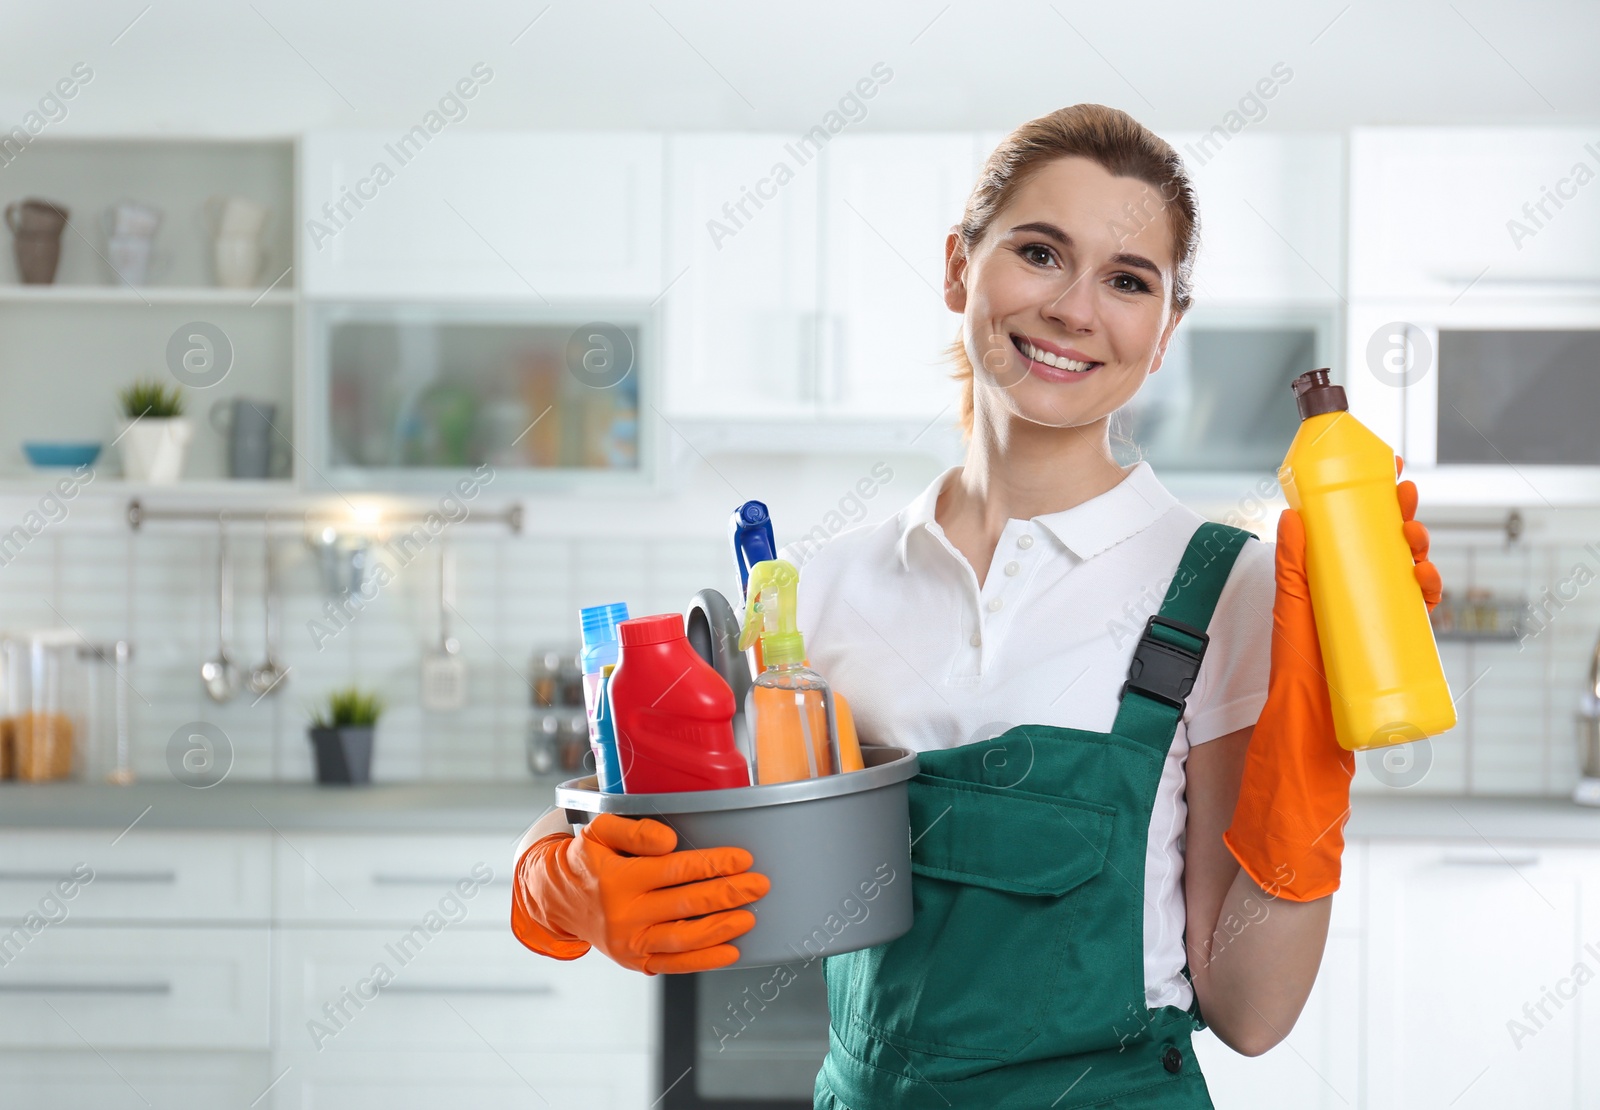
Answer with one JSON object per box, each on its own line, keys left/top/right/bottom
{"left": 945, "top": 155, "right": 1183, "bottom": 432}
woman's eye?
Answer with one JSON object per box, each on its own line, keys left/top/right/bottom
{"left": 1020, "top": 244, "right": 1056, "bottom": 267}
{"left": 1111, "top": 272, "right": 1151, "bottom": 294}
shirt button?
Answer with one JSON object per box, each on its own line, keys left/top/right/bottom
{"left": 969, "top": 632, "right": 981, "bottom": 647}
{"left": 1162, "top": 1045, "right": 1183, "bottom": 1074}
{"left": 1017, "top": 535, "right": 1034, "bottom": 550}
{"left": 1004, "top": 561, "right": 1019, "bottom": 576}
{"left": 986, "top": 598, "right": 1003, "bottom": 613}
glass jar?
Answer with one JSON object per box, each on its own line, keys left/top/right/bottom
{"left": 0, "top": 630, "right": 132, "bottom": 783}
{"left": 1, "top": 629, "right": 86, "bottom": 782}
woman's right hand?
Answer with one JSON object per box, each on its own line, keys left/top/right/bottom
{"left": 511, "top": 813, "right": 770, "bottom": 975}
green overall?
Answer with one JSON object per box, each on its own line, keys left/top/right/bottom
{"left": 815, "top": 521, "right": 1253, "bottom": 1110}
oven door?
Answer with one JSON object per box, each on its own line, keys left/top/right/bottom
{"left": 660, "top": 961, "right": 829, "bottom": 1108}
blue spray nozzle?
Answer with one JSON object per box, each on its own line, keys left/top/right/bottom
{"left": 730, "top": 500, "right": 777, "bottom": 601}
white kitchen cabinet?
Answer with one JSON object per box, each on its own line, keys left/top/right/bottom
{"left": 1578, "top": 848, "right": 1600, "bottom": 1109}
{"left": 1366, "top": 841, "right": 1588, "bottom": 1110}
{"left": 268, "top": 1049, "right": 652, "bottom": 1110}
{"left": 1161, "top": 132, "right": 1344, "bottom": 305}
{"left": 299, "top": 132, "right": 663, "bottom": 301}
{"left": 662, "top": 133, "right": 822, "bottom": 418}
{"left": 0, "top": 1050, "right": 272, "bottom": 1110}
{"left": 0, "top": 829, "right": 271, "bottom": 922}
{"left": 272, "top": 928, "right": 652, "bottom": 1055}
{"left": 817, "top": 133, "right": 978, "bottom": 419}
{"left": 0, "top": 926, "right": 271, "bottom": 1049}
{"left": 1349, "top": 128, "right": 1600, "bottom": 301}
{"left": 271, "top": 832, "right": 513, "bottom": 924}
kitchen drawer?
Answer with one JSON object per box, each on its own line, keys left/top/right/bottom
{"left": 0, "top": 1049, "right": 272, "bottom": 1110}
{"left": 268, "top": 1049, "right": 651, "bottom": 1110}
{"left": 0, "top": 1049, "right": 273, "bottom": 1110}
{"left": 273, "top": 927, "right": 653, "bottom": 1055}
{"left": 0, "top": 829, "right": 271, "bottom": 922}
{"left": 0, "top": 926, "right": 271, "bottom": 1049}
{"left": 272, "top": 832, "right": 513, "bottom": 924}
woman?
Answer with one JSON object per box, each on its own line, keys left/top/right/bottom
{"left": 510, "top": 104, "right": 1442, "bottom": 1109}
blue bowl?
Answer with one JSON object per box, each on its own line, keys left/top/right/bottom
{"left": 23, "top": 442, "right": 102, "bottom": 468}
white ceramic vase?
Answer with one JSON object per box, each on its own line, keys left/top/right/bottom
{"left": 118, "top": 417, "right": 193, "bottom": 483}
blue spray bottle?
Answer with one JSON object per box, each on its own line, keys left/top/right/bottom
{"left": 578, "top": 602, "right": 629, "bottom": 792}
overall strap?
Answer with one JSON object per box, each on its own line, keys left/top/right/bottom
{"left": 1109, "top": 521, "right": 1254, "bottom": 752}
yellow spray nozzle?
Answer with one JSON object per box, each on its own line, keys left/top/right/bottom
{"left": 737, "top": 559, "right": 801, "bottom": 657}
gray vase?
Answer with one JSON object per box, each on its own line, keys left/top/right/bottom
{"left": 309, "top": 725, "right": 374, "bottom": 785}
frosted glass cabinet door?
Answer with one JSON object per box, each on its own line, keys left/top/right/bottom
{"left": 1110, "top": 307, "right": 1335, "bottom": 473}
{"left": 818, "top": 133, "right": 980, "bottom": 419}
{"left": 662, "top": 134, "right": 821, "bottom": 418}
{"left": 299, "top": 132, "right": 663, "bottom": 299}
{"left": 309, "top": 303, "right": 647, "bottom": 490}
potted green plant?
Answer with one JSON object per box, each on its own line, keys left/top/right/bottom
{"left": 116, "top": 378, "right": 192, "bottom": 483}
{"left": 307, "top": 686, "right": 384, "bottom": 785}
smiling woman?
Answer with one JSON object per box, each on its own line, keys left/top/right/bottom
{"left": 941, "top": 105, "right": 1199, "bottom": 441}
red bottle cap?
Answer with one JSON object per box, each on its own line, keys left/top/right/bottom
{"left": 618, "top": 613, "right": 683, "bottom": 647}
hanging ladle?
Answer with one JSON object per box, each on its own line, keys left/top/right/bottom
{"left": 201, "top": 516, "right": 240, "bottom": 703}
{"left": 248, "top": 514, "right": 288, "bottom": 698}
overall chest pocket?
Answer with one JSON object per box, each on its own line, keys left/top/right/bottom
{"left": 837, "top": 774, "right": 1127, "bottom": 1063}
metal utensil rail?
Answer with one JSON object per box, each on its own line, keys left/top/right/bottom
{"left": 123, "top": 498, "right": 525, "bottom": 534}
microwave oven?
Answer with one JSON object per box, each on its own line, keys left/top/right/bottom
{"left": 1346, "top": 297, "right": 1600, "bottom": 505}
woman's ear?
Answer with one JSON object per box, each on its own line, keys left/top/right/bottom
{"left": 943, "top": 228, "right": 967, "bottom": 312}
{"left": 1149, "top": 310, "right": 1183, "bottom": 374}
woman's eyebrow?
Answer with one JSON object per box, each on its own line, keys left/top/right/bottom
{"left": 1008, "top": 221, "right": 1165, "bottom": 283}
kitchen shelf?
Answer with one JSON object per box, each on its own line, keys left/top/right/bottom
{"left": 0, "top": 477, "right": 296, "bottom": 499}
{"left": 0, "top": 285, "right": 293, "bottom": 306}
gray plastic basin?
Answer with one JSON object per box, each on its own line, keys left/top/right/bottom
{"left": 555, "top": 745, "right": 918, "bottom": 969}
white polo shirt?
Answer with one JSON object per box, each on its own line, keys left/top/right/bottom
{"left": 783, "top": 461, "right": 1275, "bottom": 1013}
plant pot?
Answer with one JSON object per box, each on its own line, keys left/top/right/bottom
{"left": 117, "top": 417, "right": 193, "bottom": 483}
{"left": 308, "top": 725, "right": 374, "bottom": 785}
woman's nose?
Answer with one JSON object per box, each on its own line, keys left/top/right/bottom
{"left": 1040, "top": 264, "right": 1097, "bottom": 331}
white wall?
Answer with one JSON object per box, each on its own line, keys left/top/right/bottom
{"left": 0, "top": 0, "right": 1596, "bottom": 138}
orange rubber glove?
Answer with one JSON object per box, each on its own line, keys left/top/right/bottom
{"left": 1223, "top": 458, "right": 1440, "bottom": 902}
{"left": 511, "top": 812, "right": 770, "bottom": 975}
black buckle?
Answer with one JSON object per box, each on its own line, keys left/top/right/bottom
{"left": 1120, "top": 615, "right": 1209, "bottom": 710}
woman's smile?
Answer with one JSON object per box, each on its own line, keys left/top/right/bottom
{"left": 1010, "top": 333, "right": 1103, "bottom": 382}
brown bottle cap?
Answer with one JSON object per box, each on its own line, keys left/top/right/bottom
{"left": 1291, "top": 368, "right": 1348, "bottom": 420}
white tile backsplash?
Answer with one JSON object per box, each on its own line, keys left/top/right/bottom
{"left": 4, "top": 463, "right": 1598, "bottom": 796}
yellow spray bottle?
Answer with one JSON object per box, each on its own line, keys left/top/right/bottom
{"left": 737, "top": 559, "right": 864, "bottom": 782}
{"left": 1278, "top": 369, "right": 1456, "bottom": 750}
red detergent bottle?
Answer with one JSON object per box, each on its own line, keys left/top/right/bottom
{"left": 610, "top": 613, "right": 750, "bottom": 793}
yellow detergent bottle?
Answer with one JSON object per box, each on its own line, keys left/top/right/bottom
{"left": 737, "top": 559, "right": 864, "bottom": 782}
{"left": 1278, "top": 369, "right": 1456, "bottom": 751}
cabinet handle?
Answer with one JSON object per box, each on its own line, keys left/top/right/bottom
{"left": 0, "top": 981, "right": 172, "bottom": 995}
{"left": 0, "top": 870, "right": 175, "bottom": 884}
{"left": 370, "top": 874, "right": 510, "bottom": 887}
{"left": 1439, "top": 848, "right": 1541, "bottom": 867}
{"left": 382, "top": 984, "right": 555, "bottom": 997}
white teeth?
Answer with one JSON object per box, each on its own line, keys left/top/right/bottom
{"left": 1018, "top": 338, "right": 1095, "bottom": 373}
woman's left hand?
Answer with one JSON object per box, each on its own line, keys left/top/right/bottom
{"left": 1221, "top": 460, "right": 1442, "bottom": 903}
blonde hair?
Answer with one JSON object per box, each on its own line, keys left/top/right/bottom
{"left": 944, "top": 104, "right": 1200, "bottom": 439}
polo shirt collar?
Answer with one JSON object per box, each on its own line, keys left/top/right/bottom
{"left": 895, "top": 461, "right": 1177, "bottom": 569}
{"left": 1035, "top": 462, "right": 1177, "bottom": 560}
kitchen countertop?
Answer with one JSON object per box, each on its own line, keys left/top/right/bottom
{"left": 2, "top": 781, "right": 1600, "bottom": 841}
